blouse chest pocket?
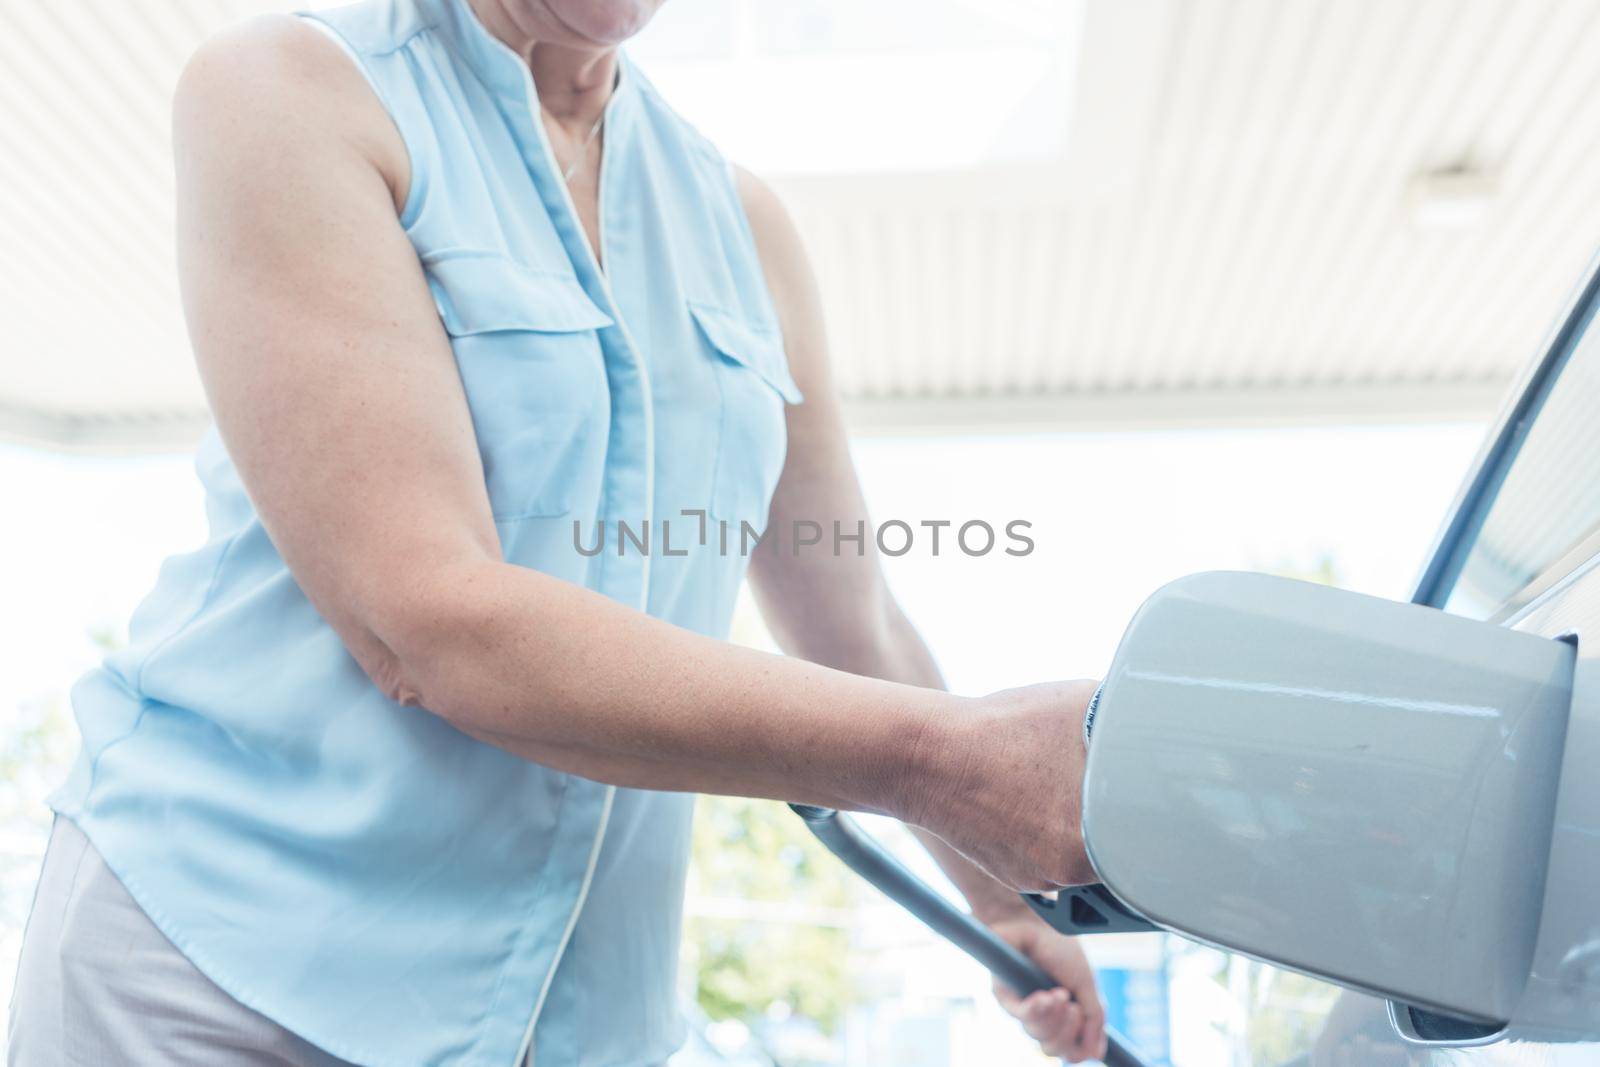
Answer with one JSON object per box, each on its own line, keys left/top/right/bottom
{"left": 426, "top": 251, "right": 613, "bottom": 523}
{"left": 690, "top": 301, "right": 803, "bottom": 530}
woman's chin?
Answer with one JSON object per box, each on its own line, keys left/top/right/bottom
{"left": 541, "top": 0, "right": 661, "bottom": 46}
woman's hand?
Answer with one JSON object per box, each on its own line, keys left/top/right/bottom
{"left": 988, "top": 910, "right": 1108, "bottom": 1062}
{"left": 902, "top": 680, "right": 1100, "bottom": 892}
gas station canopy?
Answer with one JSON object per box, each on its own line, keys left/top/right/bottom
{"left": 6, "top": 0, "right": 1600, "bottom": 451}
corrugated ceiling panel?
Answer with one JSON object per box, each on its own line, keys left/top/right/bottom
{"left": 5, "top": 0, "right": 1600, "bottom": 449}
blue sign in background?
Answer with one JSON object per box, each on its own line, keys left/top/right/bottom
{"left": 1096, "top": 966, "right": 1171, "bottom": 1066}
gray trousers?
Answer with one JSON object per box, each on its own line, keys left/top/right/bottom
{"left": 8, "top": 817, "right": 355, "bottom": 1067}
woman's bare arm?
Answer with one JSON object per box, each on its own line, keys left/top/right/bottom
{"left": 173, "top": 18, "right": 1094, "bottom": 892}
{"left": 734, "top": 165, "right": 1036, "bottom": 916}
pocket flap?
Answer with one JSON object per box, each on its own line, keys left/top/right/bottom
{"left": 425, "top": 251, "right": 614, "bottom": 336}
{"left": 689, "top": 301, "right": 803, "bottom": 405}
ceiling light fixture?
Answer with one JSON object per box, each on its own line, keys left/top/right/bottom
{"left": 1406, "top": 163, "right": 1499, "bottom": 231}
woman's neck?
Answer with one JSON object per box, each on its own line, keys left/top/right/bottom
{"left": 465, "top": 0, "right": 617, "bottom": 132}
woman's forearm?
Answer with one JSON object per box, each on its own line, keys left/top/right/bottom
{"left": 376, "top": 558, "right": 969, "bottom": 815}
{"left": 759, "top": 583, "right": 1036, "bottom": 919}
{"left": 384, "top": 555, "right": 1040, "bottom": 913}
{"left": 843, "top": 616, "right": 1038, "bottom": 921}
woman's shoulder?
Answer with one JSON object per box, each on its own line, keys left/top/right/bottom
{"left": 174, "top": 15, "right": 411, "bottom": 217}
{"left": 178, "top": 15, "right": 363, "bottom": 108}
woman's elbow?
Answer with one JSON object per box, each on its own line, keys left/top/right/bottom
{"left": 333, "top": 614, "right": 433, "bottom": 710}
{"left": 346, "top": 563, "right": 497, "bottom": 716}
{"left": 371, "top": 647, "right": 428, "bottom": 708}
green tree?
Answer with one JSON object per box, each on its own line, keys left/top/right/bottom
{"left": 684, "top": 795, "right": 859, "bottom": 1037}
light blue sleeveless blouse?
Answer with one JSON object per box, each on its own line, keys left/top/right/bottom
{"left": 49, "top": 2, "right": 800, "bottom": 1063}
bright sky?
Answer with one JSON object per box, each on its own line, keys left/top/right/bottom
{"left": 851, "top": 424, "right": 1484, "bottom": 695}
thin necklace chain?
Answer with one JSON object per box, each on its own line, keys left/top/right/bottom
{"left": 545, "top": 108, "right": 606, "bottom": 184}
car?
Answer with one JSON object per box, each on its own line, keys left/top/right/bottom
{"left": 805, "top": 253, "right": 1600, "bottom": 1066}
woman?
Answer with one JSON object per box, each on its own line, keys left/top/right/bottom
{"left": 8, "top": 1, "right": 1105, "bottom": 1064}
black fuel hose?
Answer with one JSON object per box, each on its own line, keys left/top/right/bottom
{"left": 791, "top": 804, "right": 1149, "bottom": 1067}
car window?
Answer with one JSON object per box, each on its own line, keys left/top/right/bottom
{"left": 1436, "top": 280, "right": 1600, "bottom": 620}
